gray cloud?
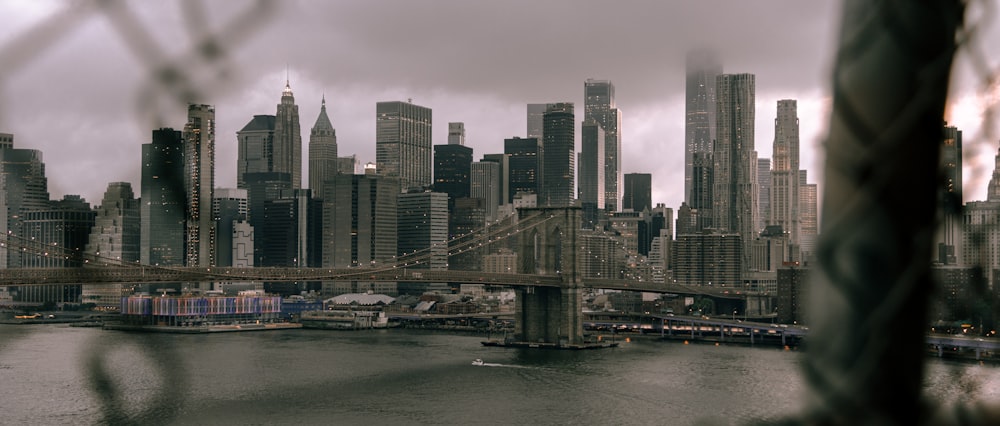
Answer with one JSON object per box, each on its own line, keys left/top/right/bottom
{"left": 0, "top": 0, "right": 994, "bottom": 214}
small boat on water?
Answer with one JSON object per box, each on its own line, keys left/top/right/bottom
{"left": 472, "top": 358, "right": 484, "bottom": 366}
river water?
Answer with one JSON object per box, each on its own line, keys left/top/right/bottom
{"left": 1, "top": 325, "right": 998, "bottom": 425}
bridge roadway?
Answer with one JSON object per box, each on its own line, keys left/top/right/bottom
{"left": 0, "top": 266, "right": 751, "bottom": 298}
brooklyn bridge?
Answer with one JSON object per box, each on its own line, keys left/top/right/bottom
{"left": 1, "top": 207, "right": 757, "bottom": 347}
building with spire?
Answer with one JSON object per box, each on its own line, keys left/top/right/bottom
{"left": 308, "top": 95, "right": 338, "bottom": 197}
{"left": 184, "top": 104, "right": 216, "bottom": 267}
{"left": 769, "top": 100, "right": 801, "bottom": 261}
{"left": 274, "top": 79, "right": 303, "bottom": 189}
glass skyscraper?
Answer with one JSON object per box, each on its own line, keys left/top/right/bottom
{"left": 376, "top": 101, "right": 432, "bottom": 190}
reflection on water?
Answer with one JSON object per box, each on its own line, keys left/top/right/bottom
{"left": 0, "top": 325, "right": 995, "bottom": 425}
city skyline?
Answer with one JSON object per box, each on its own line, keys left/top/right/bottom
{"left": 0, "top": 0, "right": 997, "bottom": 214}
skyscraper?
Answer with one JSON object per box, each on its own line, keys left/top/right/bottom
{"left": 141, "top": 128, "right": 185, "bottom": 266}
{"left": 308, "top": 96, "right": 337, "bottom": 197}
{"left": 82, "top": 182, "right": 140, "bottom": 309}
{"left": 540, "top": 102, "right": 575, "bottom": 207}
{"left": 86, "top": 182, "right": 140, "bottom": 266}
{"left": 799, "top": 171, "right": 818, "bottom": 262}
{"left": 505, "top": 137, "right": 541, "bottom": 203}
{"left": 321, "top": 174, "right": 399, "bottom": 268}
{"left": 584, "top": 79, "right": 622, "bottom": 212}
{"left": 433, "top": 143, "right": 473, "bottom": 202}
{"left": 470, "top": 161, "right": 500, "bottom": 222}
{"left": 184, "top": 104, "right": 216, "bottom": 267}
{"left": 685, "top": 49, "right": 722, "bottom": 206}
{"left": 937, "top": 122, "right": 962, "bottom": 264}
{"left": 579, "top": 119, "right": 606, "bottom": 228}
{"left": 713, "top": 74, "right": 757, "bottom": 265}
{"left": 376, "top": 100, "right": 432, "bottom": 189}
{"left": 0, "top": 134, "right": 50, "bottom": 269}
{"left": 236, "top": 115, "right": 275, "bottom": 189}
{"left": 22, "top": 195, "right": 95, "bottom": 268}
{"left": 398, "top": 190, "right": 449, "bottom": 270}
{"left": 758, "top": 158, "right": 771, "bottom": 232}
{"left": 769, "top": 100, "right": 801, "bottom": 252}
{"left": 213, "top": 188, "right": 248, "bottom": 267}
{"left": 623, "top": 173, "right": 652, "bottom": 213}
{"left": 527, "top": 104, "right": 547, "bottom": 140}
{"left": 448, "top": 122, "right": 466, "bottom": 146}
{"left": 481, "top": 153, "right": 509, "bottom": 207}
{"left": 274, "top": 80, "right": 302, "bottom": 189}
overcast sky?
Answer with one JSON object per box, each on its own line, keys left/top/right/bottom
{"left": 0, "top": 0, "right": 997, "bottom": 215}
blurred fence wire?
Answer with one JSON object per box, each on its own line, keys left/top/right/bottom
{"left": 2, "top": 0, "right": 1000, "bottom": 425}
{"left": 0, "top": 1, "right": 275, "bottom": 424}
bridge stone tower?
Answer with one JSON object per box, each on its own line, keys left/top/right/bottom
{"left": 514, "top": 206, "right": 583, "bottom": 346}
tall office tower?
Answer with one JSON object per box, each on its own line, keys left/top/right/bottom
{"left": 482, "top": 153, "right": 509, "bottom": 207}
{"left": 433, "top": 143, "right": 473, "bottom": 201}
{"left": 540, "top": 102, "right": 575, "bottom": 207}
{"left": 17, "top": 195, "right": 94, "bottom": 305}
{"left": 610, "top": 210, "right": 642, "bottom": 255}
{"left": 527, "top": 104, "right": 547, "bottom": 140}
{"left": 962, "top": 199, "right": 1000, "bottom": 288}
{"left": 308, "top": 96, "right": 337, "bottom": 197}
{"left": 321, "top": 174, "right": 399, "bottom": 268}
{"left": 85, "top": 182, "right": 140, "bottom": 265}
{"left": 274, "top": 80, "right": 302, "bottom": 189}
{"left": 936, "top": 123, "right": 963, "bottom": 264}
{"left": 448, "top": 122, "right": 466, "bottom": 146}
{"left": 236, "top": 115, "right": 275, "bottom": 189}
{"left": 676, "top": 202, "right": 698, "bottom": 236}
{"left": 685, "top": 49, "right": 722, "bottom": 205}
{"left": 579, "top": 120, "right": 606, "bottom": 228}
{"left": 257, "top": 189, "right": 320, "bottom": 268}
{"left": 757, "top": 158, "right": 771, "bottom": 232}
{"left": 0, "top": 134, "right": 50, "bottom": 269}
{"left": 584, "top": 79, "right": 623, "bottom": 212}
{"left": 579, "top": 230, "right": 620, "bottom": 279}
{"left": 141, "top": 128, "right": 185, "bottom": 266}
{"left": 22, "top": 195, "right": 95, "bottom": 268}
{"left": 505, "top": 137, "right": 541, "bottom": 202}
{"left": 449, "top": 197, "right": 487, "bottom": 271}
{"left": 799, "top": 170, "right": 818, "bottom": 262}
{"left": 82, "top": 182, "right": 140, "bottom": 309}
{"left": 244, "top": 171, "right": 292, "bottom": 264}
{"left": 713, "top": 74, "right": 758, "bottom": 265}
{"left": 212, "top": 188, "right": 249, "bottom": 267}
{"left": 397, "top": 190, "right": 448, "bottom": 270}
{"left": 376, "top": 100, "right": 432, "bottom": 189}
{"left": 471, "top": 161, "right": 499, "bottom": 222}
{"left": 769, "top": 99, "right": 801, "bottom": 254}
{"left": 337, "top": 155, "right": 360, "bottom": 175}
{"left": 623, "top": 173, "right": 652, "bottom": 213}
{"left": 671, "top": 230, "right": 742, "bottom": 287}
{"left": 690, "top": 152, "right": 714, "bottom": 230}
{"left": 184, "top": 104, "right": 216, "bottom": 267}
{"left": 638, "top": 203, "right": 672, "bottom": 256}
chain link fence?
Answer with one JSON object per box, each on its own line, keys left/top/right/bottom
{"left": 1, "top": 0, "right": 999, "bottom": 424}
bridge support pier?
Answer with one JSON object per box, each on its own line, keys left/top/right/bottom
{"left": 514, "top": 286, "right": 583, "bottom": 346}
{"left": 510, "top": 207, "right": 587, "bottom": 348}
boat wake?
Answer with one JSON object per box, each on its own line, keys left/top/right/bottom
{"left": 472, "top": 359, "right": 527, "bottom": 368}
